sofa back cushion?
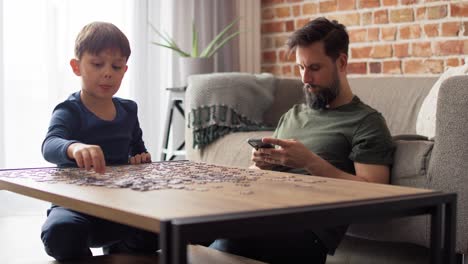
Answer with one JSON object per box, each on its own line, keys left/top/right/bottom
{"left": 350, "top": 77, "right": 437, "bottom": 135}
{"left": 264, "top": 76, "right": 438, "bottom": 135}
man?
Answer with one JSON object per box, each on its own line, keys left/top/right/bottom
{"left": 210, "top": 17, "right": 394, "bottom": 264}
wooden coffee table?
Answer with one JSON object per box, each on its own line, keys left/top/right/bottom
{"left": 0, "top": 161, "right": 456, "bottom": 264}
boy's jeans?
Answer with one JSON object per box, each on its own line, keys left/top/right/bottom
{"left": 41, "top": 205, "right": 159, "bottom": 261}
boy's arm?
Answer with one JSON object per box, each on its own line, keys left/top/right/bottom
{"left": 42, "top": 105, "right": 80, "bottom": 166}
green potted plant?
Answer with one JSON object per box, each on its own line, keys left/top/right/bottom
{"left": 150, "top": 18, "right": 240, "bottom": 85}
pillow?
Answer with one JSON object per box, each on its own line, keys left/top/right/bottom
{"left": 416, "top": 59, "right": 468, "bottom": 139}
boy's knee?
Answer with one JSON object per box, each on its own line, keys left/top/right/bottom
{"left": 41, "top": 219, "right": 90, "bottom": 260}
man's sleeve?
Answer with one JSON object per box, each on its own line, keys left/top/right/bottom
{"left": 349, "top": 112, "right": 395, "bottom": 165}
{"left": 271, "top": 114, "right": 286, "bottom": 139}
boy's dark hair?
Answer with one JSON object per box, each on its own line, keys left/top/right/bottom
{"left": 74, "top": 22, "right": 131, "bottom": 60}
{"left": 287, "top": 17, "right": 349, "bottom": 61}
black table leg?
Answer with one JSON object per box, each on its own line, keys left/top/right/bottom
{"left": 172, "top": 225, "right": 187, "bottom": 264}
{"left": 445, "top": 195, "right": 457, "bottom": 264}
{"left": 430, "top": 204, "right": 443, "bottom": 264}
{"left": 160, "top": 220, "right": 172, "bottom": 264}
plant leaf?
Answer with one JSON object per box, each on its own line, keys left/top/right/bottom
{"left": 151, "top": 42, "right": 190, "bottom": 57}
{"left": 200, "top": 17, "right": 240, "bottom": 57}
{"left": 149, "top": 23, "right": 173, "bottom": 47}
{"left": 192, "top": 21, "right": 199, "bottom": 57}
{"left": 205, "top": 31, "right": 241, "bottom": 58}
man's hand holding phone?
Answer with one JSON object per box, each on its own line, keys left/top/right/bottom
{"left": 248, "top": 138, "right": 277, "bottom": 170}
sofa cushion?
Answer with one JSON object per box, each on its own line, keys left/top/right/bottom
{"left": 186, "top": 130, "right": 274, "bottom": 168}
{"left": 416, "top": 61, "right": 468, "bottom": 139}
{"left": 349, "top": 77, "right": 436, "bottom": 135}
{"left": 391, "top": 139, "right": 433, "bottom": 186}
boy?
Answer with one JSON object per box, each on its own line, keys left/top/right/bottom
{"left": 41, "top": 22, "right": 158, "bottom": 261}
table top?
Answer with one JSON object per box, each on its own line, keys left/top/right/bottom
{"left": 0, "top": 161, "right": 435, "bottom": 233}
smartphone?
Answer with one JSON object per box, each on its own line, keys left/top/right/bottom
{"left": 247, "top": 138, "right": 275, "bottom": 150}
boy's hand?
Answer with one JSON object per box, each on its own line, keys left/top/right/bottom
{"left": 129, "top": 152, "right": 152, "bottom": 165}
{"left": 67, "top": 143, "right": 106, "bottom": 174}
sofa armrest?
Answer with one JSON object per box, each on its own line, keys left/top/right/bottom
{"left": 428, "top": 75, "right": 468, "bottom": 253}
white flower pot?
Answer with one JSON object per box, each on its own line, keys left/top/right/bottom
{"left": 179, "top": 57, "right": 214, "bottom": 86}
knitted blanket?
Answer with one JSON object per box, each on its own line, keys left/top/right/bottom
{"left": 186, "top": 72, "right": 276, "bottom": 148}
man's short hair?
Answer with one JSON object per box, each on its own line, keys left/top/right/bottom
{"left": 74, "top": 22, "right": 131, "bottom": 60}
{"left": 287, "top": 17, "right": 349, "bottom": 61}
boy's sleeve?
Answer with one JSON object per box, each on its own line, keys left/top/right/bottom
{"left": 129, "top": 106, "right": 148, "bottom": 156}
{"left": 41, "top": 103, "right": 80, "bottom": 166}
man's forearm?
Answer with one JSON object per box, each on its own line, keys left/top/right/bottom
{"left": 305, "top": 157, "right": 369, "bottom": 182}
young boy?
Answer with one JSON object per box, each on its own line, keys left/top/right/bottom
{"left": 41, "top": 22, "right": 158, "bottom": 261}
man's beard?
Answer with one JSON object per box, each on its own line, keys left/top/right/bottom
{"left": 303, "top": 72, "right": 341, "bottom": 110}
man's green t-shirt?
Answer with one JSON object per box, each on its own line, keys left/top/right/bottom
{"left": 272, "top": 96, "right": 395, "bottom": 253}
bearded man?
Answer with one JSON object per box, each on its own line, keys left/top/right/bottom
{"left": 210, "top": 17, "right": 395, "bottom": 264}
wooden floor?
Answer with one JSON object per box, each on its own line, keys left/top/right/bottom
{"left": 0, "top": 191, "right": 265, "bottom": 264}
{"left": 0, "top": 191, "right": 101, "bottom": 263}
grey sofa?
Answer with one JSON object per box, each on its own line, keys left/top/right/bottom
{"left": 185, "top": 74, "right": 468, "bottom": 263}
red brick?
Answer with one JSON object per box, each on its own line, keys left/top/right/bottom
{"left": 338, "top": 0, "right": 355, "bottom": 10}
{"left": 424, "top": 23, "right": 439, "bottom": 37}
{"left": 368, "top": 28, "right": 379, "bottom": 41}
{"left": 412, "top": 42, "right": 432, "bottom": 57}
{"left": 451, "top": 3, "right": 468, "bottom": 17}
{"left": 404, "top": 59, "right": 444, "bottom": 74}
{"left": 262, "top": 36, "right": 274, "bottom": 49}
{"left": 262, "top": 22, "right": 284, "bottom": 33}
{"left": 261, "top": 0, "right": 284, "bottom": 6}
{"left": 262, "top": 51, "right": 277, "bottom": 63}
{"left": 348, "top": 62, "right": 367, "bottom": 74}
{"left": 465, "top": 22, "right": 468, "bottom": 36}
{"left": 293, "top": 65, "right": 301, "bottom": 77}
{"left": 302, "top": 3, "right": 318, "bottom": 15}
{"left": 383, "top": 61, "right": 401, "bottom": 74}
{"left": 390, "top": 9, "right": 414, "bottom": 23}
{"left": 369, "top": 62, "right": 382, "bottom": 73}
{"left": 394, "top": 43, "right": 409, "bottom": 58}
{"left": 261, "top": 65, "right": 282, "bottom": 76}
{"left": 464, "top": 39, "right": 468, "bottom": 55}
{"left": 427, "top": 5, "right": 447, "bottom": 20}
{"left": 382, "top": 27, "right": 397, "bottom": 40}
{"left": 371, "top": 45, "right": 392, "bottom": 58}
{"left": 274, "top": 36, "right": 288, "bottom": 48}
{"left": 327, "top": 13, "right": 360, "bottom": 26}
{"left": 282, "top": 65, "right": 293, "bottom": 76}
{"left": 279, "top": 50, "right": 296, "bottom": 62}
{"left": 275, "top": 7, "right": 291, "bottom": 18}
{"left": 399, "top": 25, "right": 421, "bottom": 39}
{"left": 435, "top": 40, "right": 464, "bottom": 55}
{"left": 441, "top": 22, "right": 460, "bottom": 37}
{"left": 401, "top": 0, "right": 418, "bottom": 4}
{"left": 361, "top": 12, "right": 372, "bottom": 26}
{"left": 374, "top": 10, "right": 389, "bottom": 24}
{"left": 320, "top": 0, "right": 338, "bottom": 13}
{"left": 359, "top": 0, "right": 380, "bottom": 8}
{"left": 292, "top": 5, "right": 301, "bottom": 16}
{"left": 383, "top": 0, "right": 397, "bottom": 5}
{"left": 349, "top": 29, "right": 367, "bottom": 43}
{"left": 285, "top": 20, "right": 294, "bottom": 31}
{"left": 262, "top": 8, "right": 275, "bottom": 20}
{"left": 446, "top": 58, "right": 460, "bottom": 67}
{"left": 416, "top": 7, "right": 426, "bottom": 20}
{"left": 351, "top": 46, "right": 372, "bottom": 59}
{"left": 295, "top": 18, "right": 310, "bottom": 29}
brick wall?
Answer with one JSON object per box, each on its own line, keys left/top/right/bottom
{"left": 261, "top": 0, "right": 468, "bottom": 77}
